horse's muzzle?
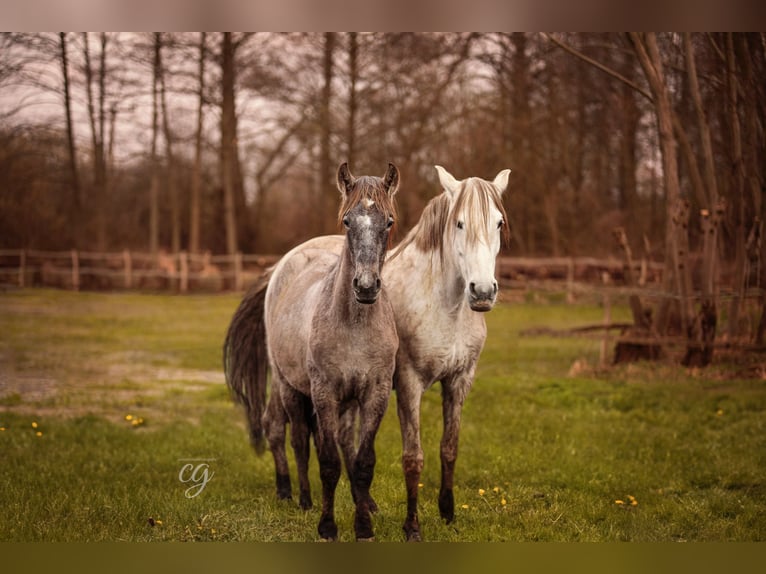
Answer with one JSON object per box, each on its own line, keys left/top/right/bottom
{"left": 353, "top": 273, "right": 381, "bottom": 304}
{"left": 468, "top": 281, "right": 498, "bottom": 312}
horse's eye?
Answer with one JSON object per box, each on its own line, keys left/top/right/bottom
{"left": 386, "top": 216, "right": 394, "bottom": 229}
{"left": 497, "top": 219, "right": 505, "bottom": 229}
{"left": 342, "top": 216, "right": 350, "bottom": 228}
{"left": 457, "top": 221, "right": 464, "bottom": 230}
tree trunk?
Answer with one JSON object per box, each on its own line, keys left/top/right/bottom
{"left": 629, "top": 33, "right": 694, "bottom": 338}
{"left": 82, "top": 33, "right": 108, "bottom": 251}
{"left": 149, "top": 33, "right": 161, "bottom": 257}
{"left": 189, "top": 32, "right": 206, "bottom": 254}
{"left": 158, "top": 33, "right": 181, "bottom": 253}
{"left": 346, "top": 32, "right": 358, "bottom": 169}
{"left": 319, "top": 32, "right": 336, "bottom": 235}
{"left": 726, "top": 33, "right": 747, "bottom": 341}
{"left": 221, "top": 32, "right": 239, "bottom": 256}
{"left": 59, "top": 32, "right": 81, "bottom": 211}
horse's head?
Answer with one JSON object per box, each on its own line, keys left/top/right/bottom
{"left": 437, "top": 165, "right": 510, "bottom": 312}
{"left": 337, "top": 162, "right": 399, "bottom": 304}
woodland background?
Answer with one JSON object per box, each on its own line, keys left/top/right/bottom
{"left": 2, "top": 33, "right": 766, "bottom": 359}
{"left": 1, "top": 32, "right": 762, "bottom": 257}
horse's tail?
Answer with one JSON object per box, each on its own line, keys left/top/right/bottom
{"left": 223, "top": 268, "right": 273, "bottom": 455}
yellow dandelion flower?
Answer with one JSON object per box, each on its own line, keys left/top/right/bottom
{"left": 36, "top": 431, "right": 43, "bottom": 437}
{"left": 31, "top": 422, "right": 38, "bottom": 429}
{"left": 615, "top": 500, "right": 625, "bottom": 505}
{"left": 501, "top": 498, "right": 507, "bottom": 506}
{"left": 627, "top": 495, "right": 636, "bottom": 502}
{"left": 478, "top": 489, "right": 485, "bottom": 496}
{"left": 125, "top": 414, "right": 133, "bottom": 421}
{"left": 716, "top": 409, "right": 723, "bottom": 416}
{"left": 418, "top": 483, "right": 424, "bottom": 488}
{"left": 461, "top": 504, "right": 469, "bottom": 509}
{"left": 0, "top": 427, "right": 6, "bottom": 431}
{"left": 631, "top": 499, "right": 638, "bottom": 506}
{"left": 211, "top": 528, "right": 216, "bottom": 534}
{"left": 155, "top": 520, "right": 163, "bottom": 525}
{"left": 493, "top": 487, "right": 500, "bottom": 493}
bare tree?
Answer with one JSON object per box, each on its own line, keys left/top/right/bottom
{"left": 149, "top": 33, "right": 161, "bottom": 256}
{"left": 59, "top": 32, "right": 81, "bottom": 210}
{"left": 189, "top": 32, "right": 206, "bottom": 254}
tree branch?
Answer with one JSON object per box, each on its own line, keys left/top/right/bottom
{"left": 541, "top": 32, "right": 653, "bottom": 104}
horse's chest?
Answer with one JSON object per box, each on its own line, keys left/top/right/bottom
{"left": 308, "top": 316, "right": 397, "bottom": 392}
{"left": 403, "top": 316, "right": 486, "bottom": 384}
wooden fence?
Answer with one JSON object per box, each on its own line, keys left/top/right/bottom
{"left": 0, "top": 248, "right": 664, "bottom": 295}
{"left": 0, "top": 249, "right": 280, "bottom": 293}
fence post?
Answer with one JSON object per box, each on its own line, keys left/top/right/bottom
{"left": 234, "top": 252, "right": 243, "bottom": 291}
{"left": 123, "top": 249, "right": 132, "bottom": 289}
{"left": 19, "top": 249, "right": 26, "bottom": 288}
{"left": 71, "top": 249, "right": 80, "bottom": 291}
{"left": 600, "top": 272, "right": 611, "bottom": 367}
{"left": 566, "top": 257, "right": 575, "bottom": 303}
{"left": 179, "top": 251, "right": 189, "bottom": 293}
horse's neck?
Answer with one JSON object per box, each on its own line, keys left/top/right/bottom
{"left": 394, "top": 243, "right": 468, "bottom": 316}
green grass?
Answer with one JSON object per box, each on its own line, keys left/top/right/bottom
{"left": 1, "top": 288, "right": 764, "bottom": 541}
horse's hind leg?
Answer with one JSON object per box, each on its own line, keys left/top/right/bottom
{"left": 339, "top": 405, "right": 379, "bottom": 514}
{"left": 263, "top": 386, "right": 291, "bottom": 501}
{"left": 281, "top": 383, "right": 313, "bottom": 510}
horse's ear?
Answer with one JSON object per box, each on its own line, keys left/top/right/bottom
{"left": 434, "top": 165, "right": 460, "bottom": 196}
{"left": 493, "top": 169, "right": 511, "bottom": 195}
{"left": 383, "top": 163, "right": 400, "bottom": 197}
{"left": 336, "top": 162, "right": 354, "bottom": 197}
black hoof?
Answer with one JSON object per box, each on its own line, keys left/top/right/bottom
{"left": 403, "top": 522, "right": 422, "bottom": 542}
{"left": 438, "top": 489, "right": 454, "bottom": 523}
{"left": 276, "top": 474, "right": 292, "bottom": 500}
{"left": 354, "top": 512, "right": 374, "bottom": 541}
{"left": 299, "top": 493, "right": 313, "bottom": 510}
{"left": 318, "top": 517, "right": 338, "bottom": 541}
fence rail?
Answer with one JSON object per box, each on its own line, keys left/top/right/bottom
{"left": 0, "top": 248, "right": 281, "bottom": 293}
{"left": 0, "top": 247, "right": 667, "bottom": 295}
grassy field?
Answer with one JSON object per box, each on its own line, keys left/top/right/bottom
{"left": 1, "top": 288, "right": 764, "bottom": 542}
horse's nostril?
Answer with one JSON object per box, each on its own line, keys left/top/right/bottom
{"left": 376, "top": 278, "right": 381, "bottom": 289}
{"left": 352, "top": 277, "right": 359, "bottom": 289}
{"left": 469, "top": 282, "right": 477, "bottom": 295}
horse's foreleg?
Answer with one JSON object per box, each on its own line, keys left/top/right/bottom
{"left": 352, "top": 389, "right": 389, "bottom": 541}
{"left": 264, "top": 389, "right": 292, "bottom": 501}
{"left": 438, "top": 378, "right": 469, "bottom": 523}
{"left": 313, "top": 394, "right": 341, "bottom": 541}
{"left": 396, "top": 377, "right": 424, "bottom": 541}
{"left": 339, "top": 405, "right": 379, "bottom": 514}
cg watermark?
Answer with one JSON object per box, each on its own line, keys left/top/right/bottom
{"left": 178, "top": 458, "right": 215, "bottom": 498}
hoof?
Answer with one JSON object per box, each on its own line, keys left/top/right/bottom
{"left": 403, "top": 523, "right": 422, "bottom": 542}
{"left": 318, "top": 518, "right": 338, "bottom": 541}
{"left": 438, "top": 489, "right": 454, "bottom": 523}
{"left": 299, "top": 493, "right": 313, "bottom": 510}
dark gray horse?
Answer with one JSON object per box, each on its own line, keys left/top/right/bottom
{"left": 225, "top": 163, "right": 400, "bottom": 541}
